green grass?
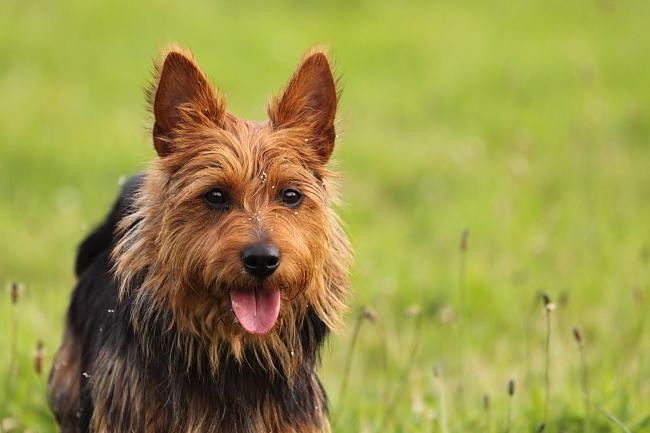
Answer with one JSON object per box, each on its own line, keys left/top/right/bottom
{"left": 1, "top": 0, "right": 649, "bottom": 431}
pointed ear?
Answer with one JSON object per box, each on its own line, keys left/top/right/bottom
{"left": 268, "top": 49, "right": 338, "bottom": 163}
{"left": 150, "top": 46, "right": 224, "bottom": 157}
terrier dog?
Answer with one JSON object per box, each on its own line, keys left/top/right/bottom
{"left": 48, "top": 45, "right": 351, "bottom": 433}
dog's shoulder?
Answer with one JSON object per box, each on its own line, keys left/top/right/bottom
{"left": 74, "top": 173, "right": 144, "bottom": 277}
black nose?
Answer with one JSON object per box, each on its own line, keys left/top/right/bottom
{"left": 240, "top": 243, "right": 280, "bottom": 279}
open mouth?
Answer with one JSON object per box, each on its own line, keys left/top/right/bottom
{"left": 229, "top": 286, "right": 281, "bottom": 335}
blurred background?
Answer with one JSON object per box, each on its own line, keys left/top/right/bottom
{"left": 1, "top": 0, "right": 648, "bottom": 432}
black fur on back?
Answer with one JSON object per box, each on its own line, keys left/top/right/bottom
{"left": 74, "top": 174, "right": 144, "bottom": 277}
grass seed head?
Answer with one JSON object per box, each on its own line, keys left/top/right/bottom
{"left": 572, "top": 327, "right": 583, "bottom": 344}
{"left": 361, "top": 307, "right": 377, "bottom": 322}
{"left": 9, "top": 282, "right": 20, "bottom": 304}
{"left": 540, "top": 292, "right": 555, "bottom": 312}
{"left": 33, "top": 340, "right": 45, "bottom": 375}
{"left": 507, "top": 379, "right": 515, "bottom": 396}
{"left": 460, "top": 229, "right": 469, "bottom": 251}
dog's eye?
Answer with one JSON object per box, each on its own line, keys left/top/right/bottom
{"left": 203, "top": 188, "right": 229, "bottom": 210}
{"left": 280, "top": 188, "right": 302, "bottom": 207}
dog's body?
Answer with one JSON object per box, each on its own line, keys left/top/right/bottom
{"left": 48, "top": 46, "right": 350, "bottom": 433}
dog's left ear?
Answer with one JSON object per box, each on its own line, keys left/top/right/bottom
{"left": 268, "top": 49, "right": 338, "bottom": 164}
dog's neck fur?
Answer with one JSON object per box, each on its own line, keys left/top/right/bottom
{"left": 88, "top": 288, "right": 330, "bottom": 433}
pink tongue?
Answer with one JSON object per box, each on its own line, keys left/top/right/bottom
{"left": 230, "top": 287, "right": 281, "bottom": 334}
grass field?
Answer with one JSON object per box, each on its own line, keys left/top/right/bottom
{"left": 1, "top": 0, "right": 649, "bottom": 431}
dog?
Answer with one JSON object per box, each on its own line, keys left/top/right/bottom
{"left": 48, "top": 44, "right": 351, "bottom": 433}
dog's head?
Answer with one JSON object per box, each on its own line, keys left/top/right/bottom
{"left": 112, "top": 46, "right": 351, "bottom": 373}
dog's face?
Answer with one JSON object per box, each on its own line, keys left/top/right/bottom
{"left": 113, "top": 47, "right": 350, "bottom": 370}
{"left": 157, "top": 125, "right": 332, "bottom": 335}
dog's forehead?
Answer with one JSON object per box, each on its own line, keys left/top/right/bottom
{"left": 190, "top": 119, "right": 311, "bottom": 181}
{"left": 229, "top": 119, "right": 305, "bottom": 164}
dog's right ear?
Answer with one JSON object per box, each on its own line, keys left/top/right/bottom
{"left": 150, "top": 46, "right": 224, "bottom": 157}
